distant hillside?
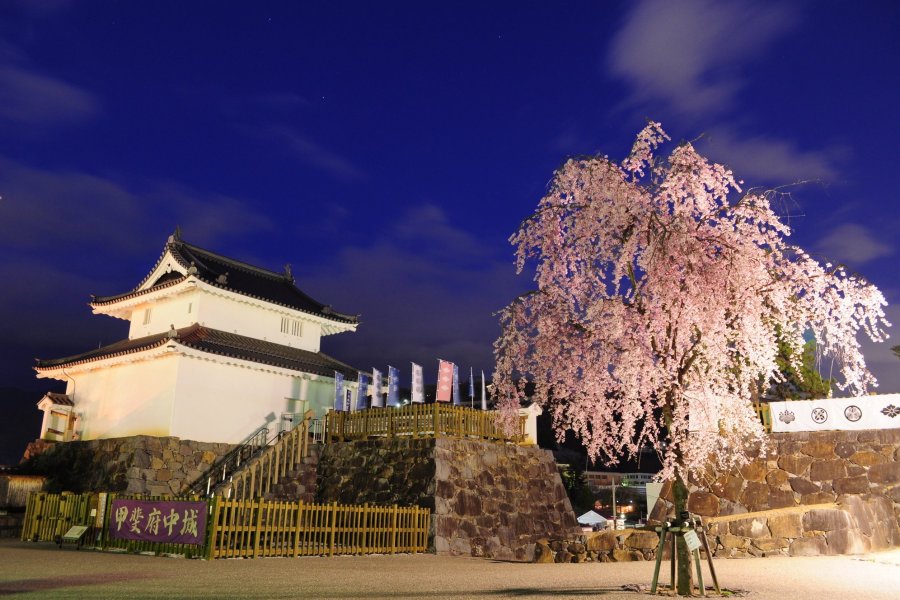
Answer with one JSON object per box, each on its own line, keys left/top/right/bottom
{"left": 0, "top": 387, "right": 45, "bottom": 466}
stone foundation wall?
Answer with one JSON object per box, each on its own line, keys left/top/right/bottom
{"left": 316, "top": 437, "right": 579, "bottom": 561}
{"left": 317, "top": 438, "right": 437, "bottom": 508}
{"left": 267, "top": 444, "right": 321, "bottom": 502}
{"left": 705, "top": 496, "right": 898, "bottom": 557}
{"left": 21, "top": 436, "right": 233, "bottom": 495}
{"left": 650, "top": 429, "right": 900, "bottom": 556}
{"left": 536, "top": 529, "right": 662, "bottom": 563}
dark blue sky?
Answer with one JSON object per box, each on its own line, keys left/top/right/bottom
{"left": 2, "top": 0, "right": 899, "bottom": 409}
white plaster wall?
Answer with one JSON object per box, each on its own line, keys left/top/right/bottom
{"left": 169, "top": 356, "right": 350, "bottom": 443}
{"left": 184, "top": 292, "right": 323, "bottom": 351}
{"left": 67, "top": 356, "right": 179, "bottom": 440}
{"left": 128, "top": 291, "right": 198, "bottom": 339}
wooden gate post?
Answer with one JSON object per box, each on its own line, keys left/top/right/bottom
{"left": 329, "top": 502, "right": 337, "bottom": 557}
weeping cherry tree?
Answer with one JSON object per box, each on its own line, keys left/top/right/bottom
{"left": 493, "top": 122, "right": 889, "bottom": 594}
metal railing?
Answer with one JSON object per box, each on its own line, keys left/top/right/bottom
{"left": 185, "top": 424, "right": 270, "bottom": 497}
{"left": 210, "top": 410, "right": 315, "bottom": 500}
{"left": 185, "top": 410, "right": 314, "bottom": 499}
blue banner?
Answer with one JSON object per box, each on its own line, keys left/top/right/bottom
{"left": 357, "top": 373, "right": 369, "bottom": 410}
{"left": 452, "top": 364, "right": 460, "bottom": 406}
{"left": 334, "top": 371, "right": 344, "bottom": 411}
{"left": 387, "top": 366, "right": 400, "bottom": 407}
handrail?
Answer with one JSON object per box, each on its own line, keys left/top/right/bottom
{"left": 212, "top": 410, "right": 314, "bottom": 500}
{"left": 184, "top": 423, "right": 273, "bottom": 497}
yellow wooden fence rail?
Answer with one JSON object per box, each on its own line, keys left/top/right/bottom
{"left": 324, "top": 404, "right": 526, "bottom": 444}
{"left": 207, "top": 498, "right": 430, "bottom": 559}
{"left": 22, "top": 491, "right": 430, "bottom": 561}
{"left": 753, "top": 401, "right": 775, "bottom": 433}
{"left": 20, "top": 491, "right": 96, "bottom": 542}
{"left": 218, "top": 410, "right": 313, "bottom": 500}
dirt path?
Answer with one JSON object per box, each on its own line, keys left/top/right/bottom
{"left": 1, "top": 540, "right": 897, "bottom": 599}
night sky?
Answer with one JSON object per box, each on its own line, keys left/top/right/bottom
{"left": 1, "top": 1, "right": 899, "bottom": 459}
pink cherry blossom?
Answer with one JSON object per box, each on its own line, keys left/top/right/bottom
{"left": 494, "top": 122, "right": 889, "bottom": 483}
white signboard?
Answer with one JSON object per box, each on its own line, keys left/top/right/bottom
{"left": 683, "top": 529, "right": 701, "bottom": 552}
{"left": 769, "top": 393, "right": 900, "bottom": 433}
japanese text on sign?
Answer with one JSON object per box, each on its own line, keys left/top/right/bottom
{"left": 108, "top": 499, "right": 207, "bottom": 545}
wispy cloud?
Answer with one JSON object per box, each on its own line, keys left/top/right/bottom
{"left": 236, "top": 123, "right": 365, "bottom": 182}
{"left": 605, "top": 0, "right": 842, "bottom": 186}
{"left": 856, "top": 295, "right": 899, "bottom": 394}
{"left": 0, "top": 63, "right": 98, "bottom": 127}
{"left": 272, "top": 128, "right": 366, "bottom": 182}
{"left": 0, "top": 36, "right": 97, "bottom": 130}
{"left": 815, "top": 223, "right": 894, "bottom": 266}
{"left": 303, "top": 204, "right": 525, "bottom": 374}
{"left": 0, "top": 155, "right": 277, "bottom": 388}
{"left": 225, "top": 92, "right": 365, "bottom": 183}
{"left": 608, "top": 0, "right": 796, "bottom": 117}
{"left": 697, "top": 126, "right": 839, "bottom": 183}
{"left": 0, "top": 156, "right": 274, "bottom": 253}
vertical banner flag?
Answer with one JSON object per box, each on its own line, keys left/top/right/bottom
{"left": 452, "top": 364, "right": 460, "bottom": 406}
{"left": 372, "top": 368, "right": 383, "bottom": 407}
{"left": 345, "top": 389, "right": 352, "bottom": 412}
{"left": 469, "top": 367, "right": 475, "bottom": 407}
{"left": 481, "top": 370, "right": 487, "bottom": 410}
{"left": 334, "top": 371, "right": 344, "bottom": 411}
{"left": 411, "top": 363, "right": 424, "bottom": 404}
{"left": 436, "top": 360, "right": 453, "bottom": 403}
{"left": 357, "top": 372, "right": 369, "bottom": 411}
{"left": 387, "top": 366, "right": 400, "bottom": 407}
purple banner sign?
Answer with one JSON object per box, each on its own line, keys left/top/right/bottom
{"left": 108, "top": 499, "right": 207, "bottom": 545}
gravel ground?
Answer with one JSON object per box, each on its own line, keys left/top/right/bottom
{"left": 1, "top": 539, "right": 898, "bottom": 599}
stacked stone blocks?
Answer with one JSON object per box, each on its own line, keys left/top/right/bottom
{"left": 650, "top": 428, "right": 900, "bottom": 557}
{"left": 315, "top": 437, "right": 578, "bottom": 561}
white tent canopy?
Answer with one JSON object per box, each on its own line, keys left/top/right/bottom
{"left": 577, "top": 510, "right": 607, "bottom": 526}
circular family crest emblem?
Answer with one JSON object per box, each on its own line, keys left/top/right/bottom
{"left": 843, "top": 405, "right": 862, "bottom": 422}
{"left": 811, "top": 407, "right": 828, "bottom": 424}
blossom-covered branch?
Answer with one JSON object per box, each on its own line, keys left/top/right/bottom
{"left": 494, "top": 122, "right": 890, "bottom": 483}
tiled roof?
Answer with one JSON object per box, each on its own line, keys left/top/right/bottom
{"left": 35, "top": 324, "right": 359, "bottom": 380}
{"left": 91, "top": 233, "right": 358, "bottom": 325}
{"left": 41, "top": 392, "right": 74, "bottom": 406}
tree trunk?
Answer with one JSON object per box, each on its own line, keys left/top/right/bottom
{"left": 672, "top": 475, "right": 694, "bottom": 596}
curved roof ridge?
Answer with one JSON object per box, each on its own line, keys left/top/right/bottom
{"left": 89, "top": 232, "right": 359, "bottom": 325}
{"left": 174, "top": 240, "right": 287, "bottom": 280}
{"left": 36, "top": 324, "right": 360, "bottom": 380}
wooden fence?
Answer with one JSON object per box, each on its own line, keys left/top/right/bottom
{"left": 207, "top": 498, "right": 429, "bottom": 559}
{"left": 325, "top": 404, "right": 526, "bottom": 444}
{"left": 20, "top": 491, "right": 97, "bottom": 543}
{"left": 755, "top": 402, "right": 773, "bottom": 432}
{"left": 21, "top": 492, "right": 430, "bottom": 560}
